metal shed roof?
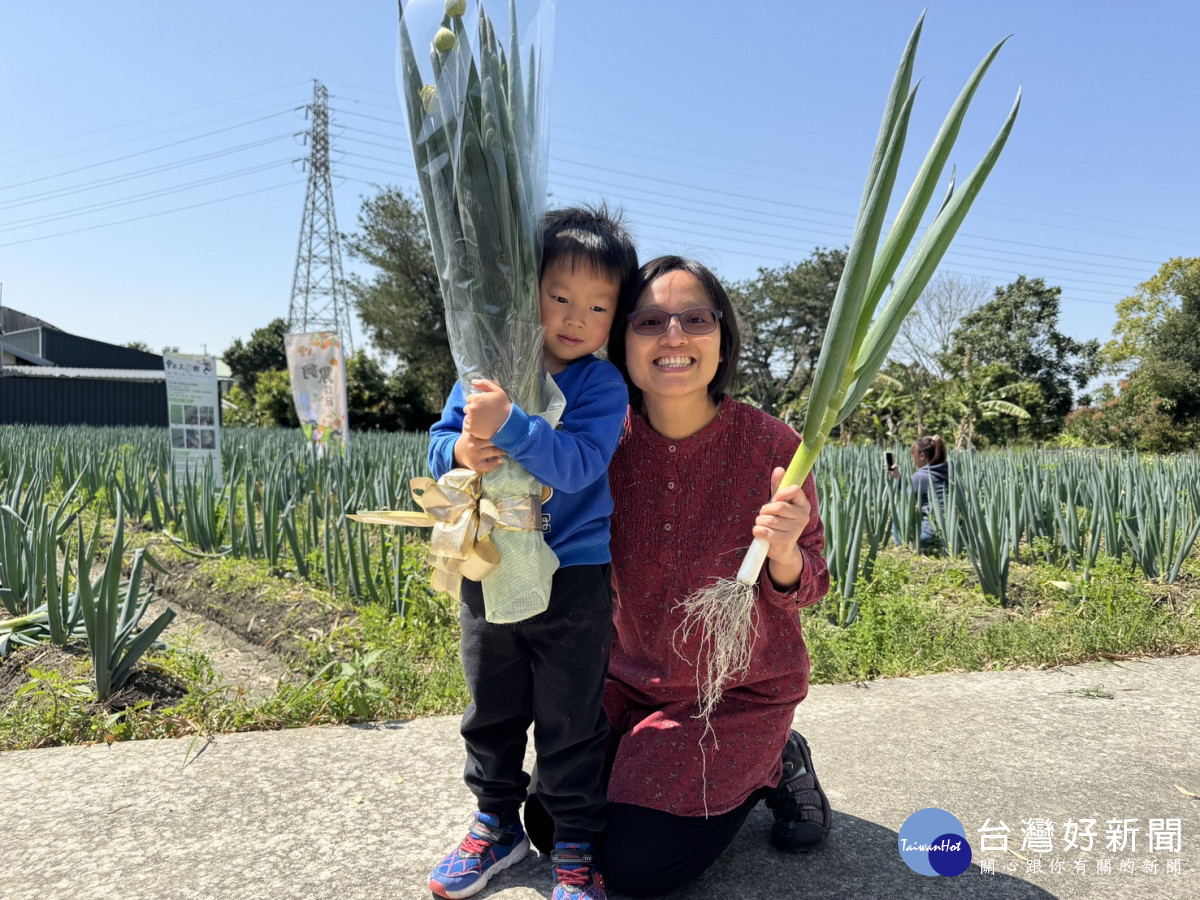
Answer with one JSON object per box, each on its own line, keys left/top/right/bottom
{"left": 2, "top": 365, "right": 167, "bottom": 381}
{"left": 2, "top": 365, "right": 234, "bottom": 383}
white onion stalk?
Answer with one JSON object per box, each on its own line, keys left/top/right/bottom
{"left": 676, "top": 13, "right": 1021, "bottom": 720}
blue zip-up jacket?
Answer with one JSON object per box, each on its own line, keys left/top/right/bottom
{"left": 428, "top": 355, "right": 628, "bottom": 567}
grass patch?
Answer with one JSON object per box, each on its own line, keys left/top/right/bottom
{"left": 804, "top": 549, "right": 1200, "bottom": 683}
{"left": 313, "top": 602, "right": 468, "bottom": 718}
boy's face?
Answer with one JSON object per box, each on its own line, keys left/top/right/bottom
{"left": 539, "top": 258, "right": 619, "bottom": 374}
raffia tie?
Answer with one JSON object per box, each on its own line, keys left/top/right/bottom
{"left": 347, "top": 468, "right": 545, "bottom": 600}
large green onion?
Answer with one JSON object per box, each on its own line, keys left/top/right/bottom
{"left": 388, "top": 0, "right": 561, "bottom": 622}
{"left": 681, "top": 15, "right": 1021, "bottom": 717}
{"left": 734, "top": 15, "right": 1019, "bottom": 584}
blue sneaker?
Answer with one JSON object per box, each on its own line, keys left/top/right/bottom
{"left": 428, "top": 811, "right": 530, "bottom": 899}
{"left": 551, "top": 842, "right": 606, "bottom": 899}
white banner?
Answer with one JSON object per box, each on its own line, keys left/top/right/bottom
{"left": 284, "top": 332, "right": 349, "bottom": 455}
{"left": 164, "top": 353, "right": 223, "bottom": 488}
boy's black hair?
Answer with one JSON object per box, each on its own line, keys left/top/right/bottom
{"left": 541, "top": 204, "right": 639, "bottom": 299}
{"left": 608, "top": 255, "right": 741, "bottom": 407}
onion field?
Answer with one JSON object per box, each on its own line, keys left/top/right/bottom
{"left": 4, "top": 425, "right": 1200, "bottom": 662}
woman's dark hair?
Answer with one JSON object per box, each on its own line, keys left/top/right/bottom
{"left": 912, "top": 435, "right": 948, "bottom": 466}
{"left": 541, "top": 204, "right": 639, "bottom": 300}
{"left": 608, "top": 255, "right": 741, "bottom": 406}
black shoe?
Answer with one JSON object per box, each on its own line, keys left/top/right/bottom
{"left": 764, "top": 730, "right": 832, "bottom": 852}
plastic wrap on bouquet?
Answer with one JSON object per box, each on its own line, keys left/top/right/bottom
{"left": 396, "top": 0, "right": 557, "bottom": 621}
{"left": 477, "top": 371, "right": 564, "bottom": 622}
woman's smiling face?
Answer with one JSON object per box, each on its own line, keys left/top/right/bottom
{"left": 625, "top": 269, "right": 722, "bottom": 409}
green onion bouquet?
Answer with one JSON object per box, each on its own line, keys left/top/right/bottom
{"left": 395, "top": 0, "right": 560, "bottom": 622}
{"left": 679, "top": 14, "right": 1022, "bottom": 718}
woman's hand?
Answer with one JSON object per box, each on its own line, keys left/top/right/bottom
{"left": 453, "top": 432, "right": 506, "bottom": 473}
{"left": 755, "top": 466, "right": 811, "bottom": 590}
{"left": 463, "top": 379, "right": 512, "bottom": 440}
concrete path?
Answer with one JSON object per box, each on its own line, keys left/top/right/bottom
{"left": 2, "top": 655, "right": 1198, "bottom": 900}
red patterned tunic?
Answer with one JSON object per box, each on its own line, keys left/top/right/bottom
{"left": 604, "top": 397, "right": 830, "bottom": 817}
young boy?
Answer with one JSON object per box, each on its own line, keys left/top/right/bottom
{"left": 427, "top": 205, "right": 637, "bottom": 900}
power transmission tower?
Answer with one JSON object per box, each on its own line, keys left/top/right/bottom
{"left": 287, "top": 80, "right": 354, "bottom": 354}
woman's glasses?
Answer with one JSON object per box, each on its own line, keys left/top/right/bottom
{"left": 627, "top": 307, "right": 723, "bottom": 336}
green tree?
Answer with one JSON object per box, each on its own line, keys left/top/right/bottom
{"left": 343, "top": 350, "right": 437, "bottom": 432}
{"left": 731, "top": 247, "right": 845, "bottom": 417}
{"left": 1138, "top": 263, "right": 1200, "bottom": 424}
{"left": 944, "top": 276, "right": 1099, "bottom": 441}
{"left": 223, "top": 318, "right": 289, "bottom": 393}
{"left": 938, "top": 356, "right": 1032, "bottom": 449}
{"left": 835, "top": 368, "right": 916, "bottom": 445}
{"left": 838, "top": 360, "right": 951, "bottom": 445}
{"left": 252, "top": 369, "right": 299, "bottom": 428}
{"left": 222, "top": 383, "right": 259, "bottom": 427}
{"left": 345, "top": 350, "right": 392, "bottom": 431}
{"left": 1103, "top": 257, "right": 1200, "bottom": 369}
{"left": 343, "top": 187, "right": 455, "bottom": 418}
{"left": 1062, "top": 376, "right": 1195, "bottom": 452}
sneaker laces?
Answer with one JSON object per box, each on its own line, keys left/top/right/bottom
{"left": 458, "top": 834, "right": 490, "bottom": 856}
{"left": 554, "top": 865, "right": 592, "bottom": 888}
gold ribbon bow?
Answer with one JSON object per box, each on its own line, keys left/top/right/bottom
{"left": 347, "top": 468, "right": 548, "bottom": 600}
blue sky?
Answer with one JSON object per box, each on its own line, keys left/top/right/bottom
{"left": 1, "top": 1, "right": 1196, "bottom": 367}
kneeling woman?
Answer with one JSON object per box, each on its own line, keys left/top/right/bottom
{"left": 529, "top": 257, "right": 833, "bottom": 896}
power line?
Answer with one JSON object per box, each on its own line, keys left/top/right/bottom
{"left": 325, "top": 153, "right": 1139, "bottom": 303}
{"left": 552, "top": 122, "right": 1200, "bottom": 244}
{"left": 0, "top": 83, "right": 308, "bottom": 157}
{"left": 0, "top": 102, "right": 307, "bottom": 175}
{"left": 0, "top": 83, "right": 1169, "bottom": 323}
{"left": 0, "top": 160, "right": 294, "bottom": 233}
{"left": 327, "top": 104, "right": 1192, "bottom": 260}
{"left": 0, "top": 133, "right": 296, "bottom": 212}
{"left": 0, "top": 180, "right": 298, "bottom": 249}
{"left": 327, "top": 107, "right": 409, "bottom": 128}
{"left": 0, "top": 109, "right": 297, "bottom": 192}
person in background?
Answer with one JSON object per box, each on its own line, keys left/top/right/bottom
{"left": 889, "top": 434, "right": 949, "bottom": 552}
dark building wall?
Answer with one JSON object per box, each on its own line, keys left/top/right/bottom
{"left": 0, "top": 376, "right": 167, "bottom": 426}
{"left": 41, "top": 330, "right": 163, "bottom": 370}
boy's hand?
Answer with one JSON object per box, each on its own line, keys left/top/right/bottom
{"left": 454, "top": 432, "right": 506, "bottom": 473}
{"left": 756, "top": 466, "right": 811, "bottom": 589}
{"left": 463, "top": 380, "right": 512, "bottom": 440}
